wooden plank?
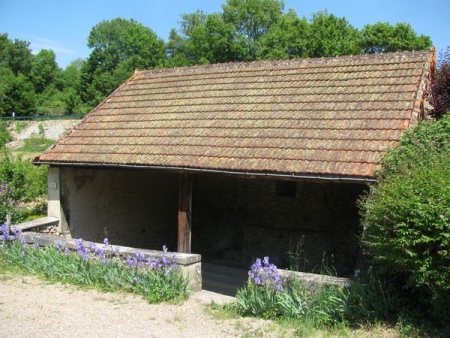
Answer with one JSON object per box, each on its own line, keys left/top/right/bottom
{"left": 178, "top": 173, "right": 193, "bottom": 253}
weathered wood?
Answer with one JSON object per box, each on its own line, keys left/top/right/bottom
{"left": 178, "top": 173, "right": 193, "bottom": 253}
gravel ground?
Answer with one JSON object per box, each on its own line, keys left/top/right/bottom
{"left": 9, "top": 120, "right": 80, "bottom": 142}
{"left": 0, "top": 274, "right": 289, "bottom": 338}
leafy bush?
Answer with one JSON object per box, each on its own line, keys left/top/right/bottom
{"left": 231, "top": 256, "right": 395, "bottom": 328}
{"left": 0, "top": 228, "right": 189, "bottom": 303}
{"left": 0, "top": 182, "right": 24, "bottom": 223}
{"left": 431, "top": 46, "right": 450, "bottom": 118}
{"left": 0, "top": 149, "right": 47, "bottom": 202}
{"left": 360, "top": 114, "right": 450, "bottom": 324}
{"left": 0, "top": 148, "right": 47, "bottom": 223}
{"left": 0, "top": 121, "right": 12, "bottom": 147}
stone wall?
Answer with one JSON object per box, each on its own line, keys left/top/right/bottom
{"left": 58, "top": 167, "right": 179, "bottom": 251}
{"left": 21, "top": 232, "right": 202, "bottom": 292}
{"left": 192, "top": 174, "right": 366, "bottom": 276}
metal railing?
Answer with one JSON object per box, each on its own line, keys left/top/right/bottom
{"left": 1, "top": 114, "right": 85, "bottom": 121}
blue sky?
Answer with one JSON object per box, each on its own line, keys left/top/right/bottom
{"left": 1, "top": 0, "right": 448, "bottom": 68}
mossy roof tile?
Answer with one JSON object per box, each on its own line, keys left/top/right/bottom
{"left": 37, "top": 50, "right": 435, "bottom": 179}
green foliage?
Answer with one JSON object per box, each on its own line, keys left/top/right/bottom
{"left": 30, "top": 49, "right": 60, "bottom": 94}
{"left": 431, "top": 46, "right": 450, "bottom": 118}
{"left": 232, "top": 274, "right": 396, "bottom": 329}
{"left": 16, "top": 137, "right": 54, "bottom": 153}
{"left": 222, "top": 0, "right": 284, "bottom": 60}
{"left": 1, "top": 73, "right": 36, "bottom": 116}
{"left": 0, "top": 33, "right": 33, "bottom": 76}
{"left": 0, "top": 148, "right": 47, "bottom": 204}
{"left": 0, "top": 239, "right": 189, "bottom": 303}
{"left": 360, "top": 22, "right": 432, "bottom": 54}
{"left": 257, "top": 9, "right": 309, "bottom": 60}
{"left": 233, "top": 278, "right": 307, "bottom": 319}
{"left": 307, "top": 10, "right": 361, "bottom": 58}
{"left": 80, "top": 18, "right": 166, "bottom": 107}
{"left": 0, "top": 121, "right": 12, "bottom": 147}
{"left": 0, "top": 181, "right": 24, "bottom": 224}
{"left": 360, "top": 114, "right": 450, "bottom": 325}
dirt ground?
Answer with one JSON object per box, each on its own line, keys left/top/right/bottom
{"left": 0, "top": 274, "right": 292, "bottom": 338}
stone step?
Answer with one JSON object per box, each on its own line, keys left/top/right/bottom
{"left": 202, "top": 263, "right": 248, "bottom": 296}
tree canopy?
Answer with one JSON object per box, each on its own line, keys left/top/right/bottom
{"left": 166, "top": 0, "right": 432, "bottom": 66}
{"left": 80, "top": 18, "right": 166, "bottom": 107}
{"left": 360, "top": 22, "right": 432, "bottom": 54}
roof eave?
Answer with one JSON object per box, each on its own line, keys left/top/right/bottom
{"left": 33, "top": 159, "right": 376, "bottom": 184}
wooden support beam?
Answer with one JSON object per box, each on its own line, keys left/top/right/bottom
{"left": 178, "top": 173, "right": 193, "bottom": 253}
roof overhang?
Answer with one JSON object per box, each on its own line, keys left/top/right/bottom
{"left": 34, "top": 160, "right": 376, "bottom": 184}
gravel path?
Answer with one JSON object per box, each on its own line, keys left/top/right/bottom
{"left": 0, "top": 274, "right": 288, "bottom": 338}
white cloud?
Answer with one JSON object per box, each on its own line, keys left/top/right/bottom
{"left": 30, "top": 36, "right": 78, "bottom": 55}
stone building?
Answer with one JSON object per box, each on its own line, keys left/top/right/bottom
{"left": 35, "top": 49, "right": 435, "bottom": 276}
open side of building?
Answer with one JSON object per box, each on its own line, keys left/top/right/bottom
{"left": 36, "top": 49, "right": 435, "bottom": 285}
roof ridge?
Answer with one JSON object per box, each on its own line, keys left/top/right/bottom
{"left": 134, "top": 49, "right": 434, "bottom": 77}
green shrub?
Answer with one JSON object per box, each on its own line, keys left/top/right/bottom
{"left": 234, "top": 278, "right": 308, "bottom": 319}
{"left": 0, "top": 149, "right": 47, "bottom": 201}
{"left": 0, "top": 148, "right": 47, "bottom": 223}
{"left": 360, "top": 114, "right": 450, "bottom": 324}
{"left": 231, "top": 256, "right": 396, "bottom": 328}
{"left": 0, "top": 182, "right": 24, "bottom": 224}
{"left": 0, "top": 121, "right": 12, "bottom": 147}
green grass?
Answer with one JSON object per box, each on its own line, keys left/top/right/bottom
{"left": 14, "top": 121, "right": 28, "bottom": 134}
{"left": 16, "top": 137, "right": 54, "bottom": 153}
{"left": 223, "top": 271, "right": 450, "bottom": 338}
{"left": 0, "top": 238, "right": 189, "bottom": 304}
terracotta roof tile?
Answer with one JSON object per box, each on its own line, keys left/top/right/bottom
{"left": 37, "top": 50, "right": 435, "bottom": 179}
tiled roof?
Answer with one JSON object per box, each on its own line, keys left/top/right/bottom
{"left": 36, "top": 50, "right": 435, "bottom": 180}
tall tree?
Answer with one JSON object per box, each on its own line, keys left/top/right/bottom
{"left": 307, "top": 10, "right": 361, "bottom": 57}
{"left": 0, "top": 33, "right": 33, "bottom": 76}
{"left": 60, "top": 59, "right": 85, "bottom": 114}
{"left": 360, "top": 22, "right": 432, "bottom": 54}
{"left": 258, "top": 9, "right": 309, "bottom": 60}
{"left": 165, "top": 29, "right": 191, "bottom": 67}
{"left": 222, "top": 0, "right": 284, "bottom": 60}
{"left": 1, "top": 73, "right": 36, "bottom": 116}
{"left": 179, "top": 10, "right": 208, "bottom": 37}
{"left": 166, "top": 10, "right": 231, "bottom": 66}
{"left": 186, "top": 13, "right": 240, "bottom": 64}
{"left": 80, "top": 18, "right": 166, "bottom": 107}
{"left": 30, "top": 49, "right": 60, "bottom": 94}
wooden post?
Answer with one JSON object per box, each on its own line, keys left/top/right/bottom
{"left": 178, "top": 173, "right": 193, "bottom": 253}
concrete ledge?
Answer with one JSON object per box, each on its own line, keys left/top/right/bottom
{"left": 14, "top": 217, "right": 59, "bottom": 231}
{"left": 21, "top": 232, "right": 202, "bottom": 292}
{"left": 279, "top": 269, "right": 350, "bottom": 288}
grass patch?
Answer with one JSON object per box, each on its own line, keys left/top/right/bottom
{"left": 16, "top": 137, "right": 54, "bottom": 153}
{"left": 225, "top": 256, "right": 449, "bottom": 337}
{"left": 14, "top": 121, "right": 28, "bottom": 134}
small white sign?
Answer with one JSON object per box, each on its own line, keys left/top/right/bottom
{"left": 48, "top": 182, "right": 57, "bottom": 190}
